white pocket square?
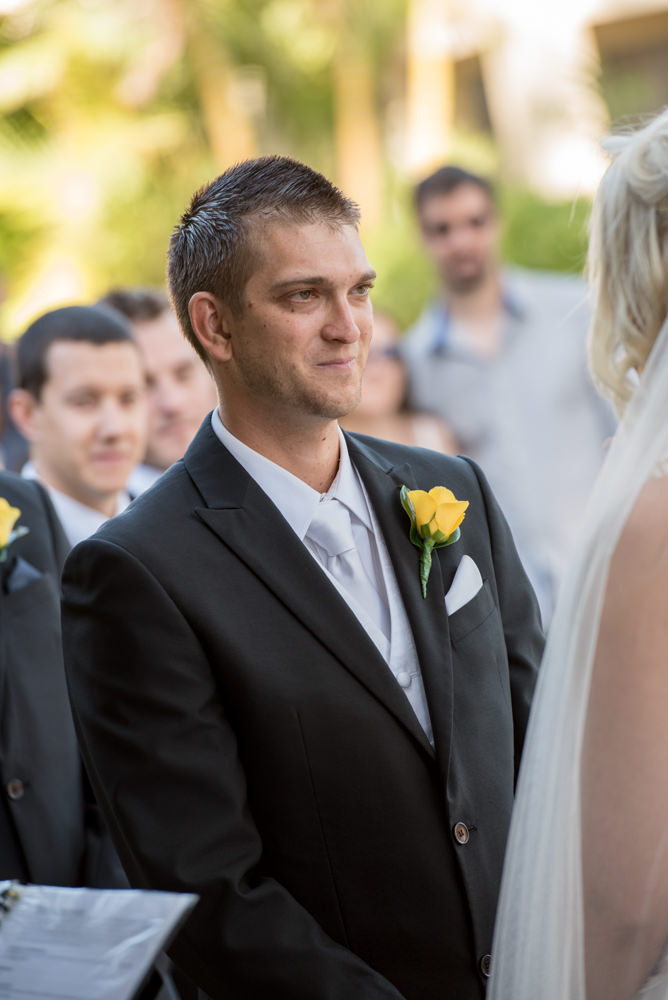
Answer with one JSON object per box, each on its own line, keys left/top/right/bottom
{"left": 444, "top": 555, "right": 483, "bottom": 615}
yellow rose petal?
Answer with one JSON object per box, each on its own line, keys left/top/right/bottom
{"left": 407, "top": 490, "right": 437, "bottom": 532}
{"left": 429, "top": 486, "right": 456, "bottom": 505}
{"left": 0, "top": 498, "right": 21, "bottom": 548}
{"left": 433, "top": 499, "right": 469, "bottom": 539}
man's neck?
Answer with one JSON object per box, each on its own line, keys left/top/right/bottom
{"left": 443, "top": 272, "right": 504, "bottom": 357}
{"left": 217, "top": 408, "right": 341, "bottom": 494}
{"left": 28, "top": 461, "right": 120, "bottom": 518}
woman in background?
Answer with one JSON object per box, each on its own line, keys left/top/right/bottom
{"left": 342, "top": 310, "right": 457, "bottom": 452}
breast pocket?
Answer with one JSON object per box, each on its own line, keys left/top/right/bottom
{"left": 447, "top": 578, "right": 496, "bottom": 643}
{"left": 4, "top": 570, "right": 52, "bottom": 617}
{"left": 448, "top": 579, "right": 511, "bottom": 709}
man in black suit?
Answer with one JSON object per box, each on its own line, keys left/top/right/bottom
{"left": 0, "top": 471, "right": 122, "bottom": 886}
{"left": 62, "top": 156, "right": 543, "bottom": 999}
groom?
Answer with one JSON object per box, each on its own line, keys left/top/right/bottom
{"left": 62, "top": 156, "right": 543, "bottom": 1000}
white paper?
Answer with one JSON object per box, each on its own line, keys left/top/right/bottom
{"left": 0, "top": 883, "right": 197, "bottom": 1000}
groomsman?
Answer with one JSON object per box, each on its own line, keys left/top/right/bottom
{"left": 62, "top": 156, "right": 543, "bottom": 1000}
{"left": 8, "top": 305, "right": 146, "bottom": 546}
{"left": 98, "top": 287, "right": 217, "bottom": 495}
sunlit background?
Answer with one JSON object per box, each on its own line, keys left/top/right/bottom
{"left": 1, "top": 0, "right": 668, "bottom": 336}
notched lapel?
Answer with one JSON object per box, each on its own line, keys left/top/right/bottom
{"left": 194, "top": 481, "right": 433, "bottom": 757}
{"left": 347, "top": 437, "right": 457, "bottom": 775}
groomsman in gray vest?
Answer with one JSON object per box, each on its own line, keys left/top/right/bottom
{"left": 62, "top": 155, "right": 543, "bottom": 1000}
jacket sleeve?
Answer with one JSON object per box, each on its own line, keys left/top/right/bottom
{"left": 461, "top": 456, "right": 544, "bottom": 773}
{"left": 61, "top": 537, "right": 406, "bottom": 1000}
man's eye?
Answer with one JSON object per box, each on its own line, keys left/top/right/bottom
{"left": 354, "top": 283, "right": 373, "bottom": 297}
{"left": 292, "top": 290, "right": 313, "bottom": 301}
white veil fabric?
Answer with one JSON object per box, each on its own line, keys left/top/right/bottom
{"left": 489, "top": 311, "right": 668, "bottom": 1000}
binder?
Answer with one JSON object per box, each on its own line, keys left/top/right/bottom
{"left": 0, "top": 881, "right": 197, "bottom": 999}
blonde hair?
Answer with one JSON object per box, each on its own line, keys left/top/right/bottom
{"left": 588, "top": 108, "right": 668, "bottom": 415}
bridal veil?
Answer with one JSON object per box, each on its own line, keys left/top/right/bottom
{"left": 489, "top": 109, "right": 668, "bottom": 1000}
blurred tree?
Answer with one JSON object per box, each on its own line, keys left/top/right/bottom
{"left": 0, "top": 0, "right": 589, "bottom": 341}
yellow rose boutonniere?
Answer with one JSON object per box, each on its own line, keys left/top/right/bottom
{"left": 0, "top": 498, "right": 28, "bottom": 562}
{"left": 400, "top": 485, "right": 469, "bottom": 598}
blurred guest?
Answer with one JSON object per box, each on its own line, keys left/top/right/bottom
{"left": 0, "top": 470, "right": 125, "bottom": 887}
{"left": 341, "top": 310, "right": 457, "bottom": 451}
{"left": 99, "top": 287, "right": 217, "bottom": 494}
{"left": 8, "top": 305, "right": 146, "bottom": 546}
{"left": 401, "top": 165, "right": 617, "bottom": 623}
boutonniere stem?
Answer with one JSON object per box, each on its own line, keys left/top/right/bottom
{"left": 400, "top": 485, "right": 468, "bottom": 598}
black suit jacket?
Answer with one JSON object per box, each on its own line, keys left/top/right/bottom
{"left": 0, "top": 471, "right": 125, "bottom": 887}
{"left": 62, "top": 423, "right": 543, "bottom": 1000}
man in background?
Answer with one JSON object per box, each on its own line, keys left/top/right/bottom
{"left": 401, "top": 165, "right": 616, "bottom": 622}
{"left": 99, "top": 287, "right": 217, "bottom": 494}
{"left": 8, "top": 305, "right": 146, "bottom": 547}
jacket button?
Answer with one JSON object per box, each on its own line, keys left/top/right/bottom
{"left": 6, "top": 779, "right": 24, "bottom": 801}
{"left": 480, "top": 954, "right": 492, "bottom": 978}
{"left": 453, "top": 821, "right": 470, "bottom": 845}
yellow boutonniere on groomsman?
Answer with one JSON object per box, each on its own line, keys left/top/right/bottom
{"left": 401, "top": 485, "right": 469, "bottom": 598}
{"left": 0, "top": 498, "right": 29, "bottom": 562}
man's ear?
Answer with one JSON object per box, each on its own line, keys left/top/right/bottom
{"left": 7, "top": 389, "right": 39, "bottom": 442}
{"left": 189, "top": 292, "right": 235, "bottom": 364}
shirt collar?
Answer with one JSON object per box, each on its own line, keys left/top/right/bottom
{"left": 428, "top": 275, "right": 526, "bottom": 355}
{"left": 211, "top": 409, "right": 372, "bottom": 539}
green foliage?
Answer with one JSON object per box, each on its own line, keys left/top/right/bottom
{"left": 500, "top": 188, "right": 591, "bottom": 276}
{"left": 0, "top": 0, "right": 591, "bottom": 339}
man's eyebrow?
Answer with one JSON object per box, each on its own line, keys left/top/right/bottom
{"left": 270, "top": 269, "right": 377, "bottom": 292}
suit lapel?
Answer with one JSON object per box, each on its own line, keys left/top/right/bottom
{"left": 346, "top": 434, "right": 456, "bottom": 777}
{"left": 184, "top": 423, "right": 433, "bottom": 756}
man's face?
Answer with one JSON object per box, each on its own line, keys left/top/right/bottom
{"left": 132, "top": 311, "right": 217, "bottom": 471}
{"left": 25, "top": 340, "right": 147, "bottom": 511}
{"left": 418, "top": 183, "right": 498, "bottom": 293}
{"left": 219, "top": 220, "right": 376, "bottom": 434}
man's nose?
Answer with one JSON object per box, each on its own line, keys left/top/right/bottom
{"left": 152, "top": 380, "right": 183, "bottom": 416}
{"left": 98, "top": 401, "right": 129, "bottom": 437}
{"left": 322, "top": 297, "right": 360, "bottom": 342}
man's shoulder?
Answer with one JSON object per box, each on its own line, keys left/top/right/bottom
{"left": 348, "top": 432, "right": 481, "bottom": 490}
{"left": 100, "top": 460, "right": 196, "bottom": 543}
{"left": 0, "top": 470, "right": 49, "bottom": 514}
{"left": 505, "top": 266, "right": 588, "bottom": 316}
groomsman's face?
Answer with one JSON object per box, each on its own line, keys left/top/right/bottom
{"left": 11, "top": 340, "right": 147, "bottom": 514}
{"left": 217, "top": 220, "right": 375, "bottom": 432}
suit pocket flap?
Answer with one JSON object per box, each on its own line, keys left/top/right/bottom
{"left": 448, "top": 579, "right": 495, "bottom": 643}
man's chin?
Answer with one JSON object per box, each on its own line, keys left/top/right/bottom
{"left": 447, "top": 272, "right": 486, "bottom": 294}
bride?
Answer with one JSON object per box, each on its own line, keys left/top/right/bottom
{"left": 489, "top": 106, "right": 668, "bottom": 1000}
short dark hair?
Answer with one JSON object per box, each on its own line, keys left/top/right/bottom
{"left": 17, "top": 304, "right": 137, "bottom": 399}
{"left": 97, "top": 287, "right": 171, "bottom": 323}
{"left": 414, "top": 165, "right": 495, "bottom": 212}
{"left": 167, "top": 155, "right": 360, "bottom": 364}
